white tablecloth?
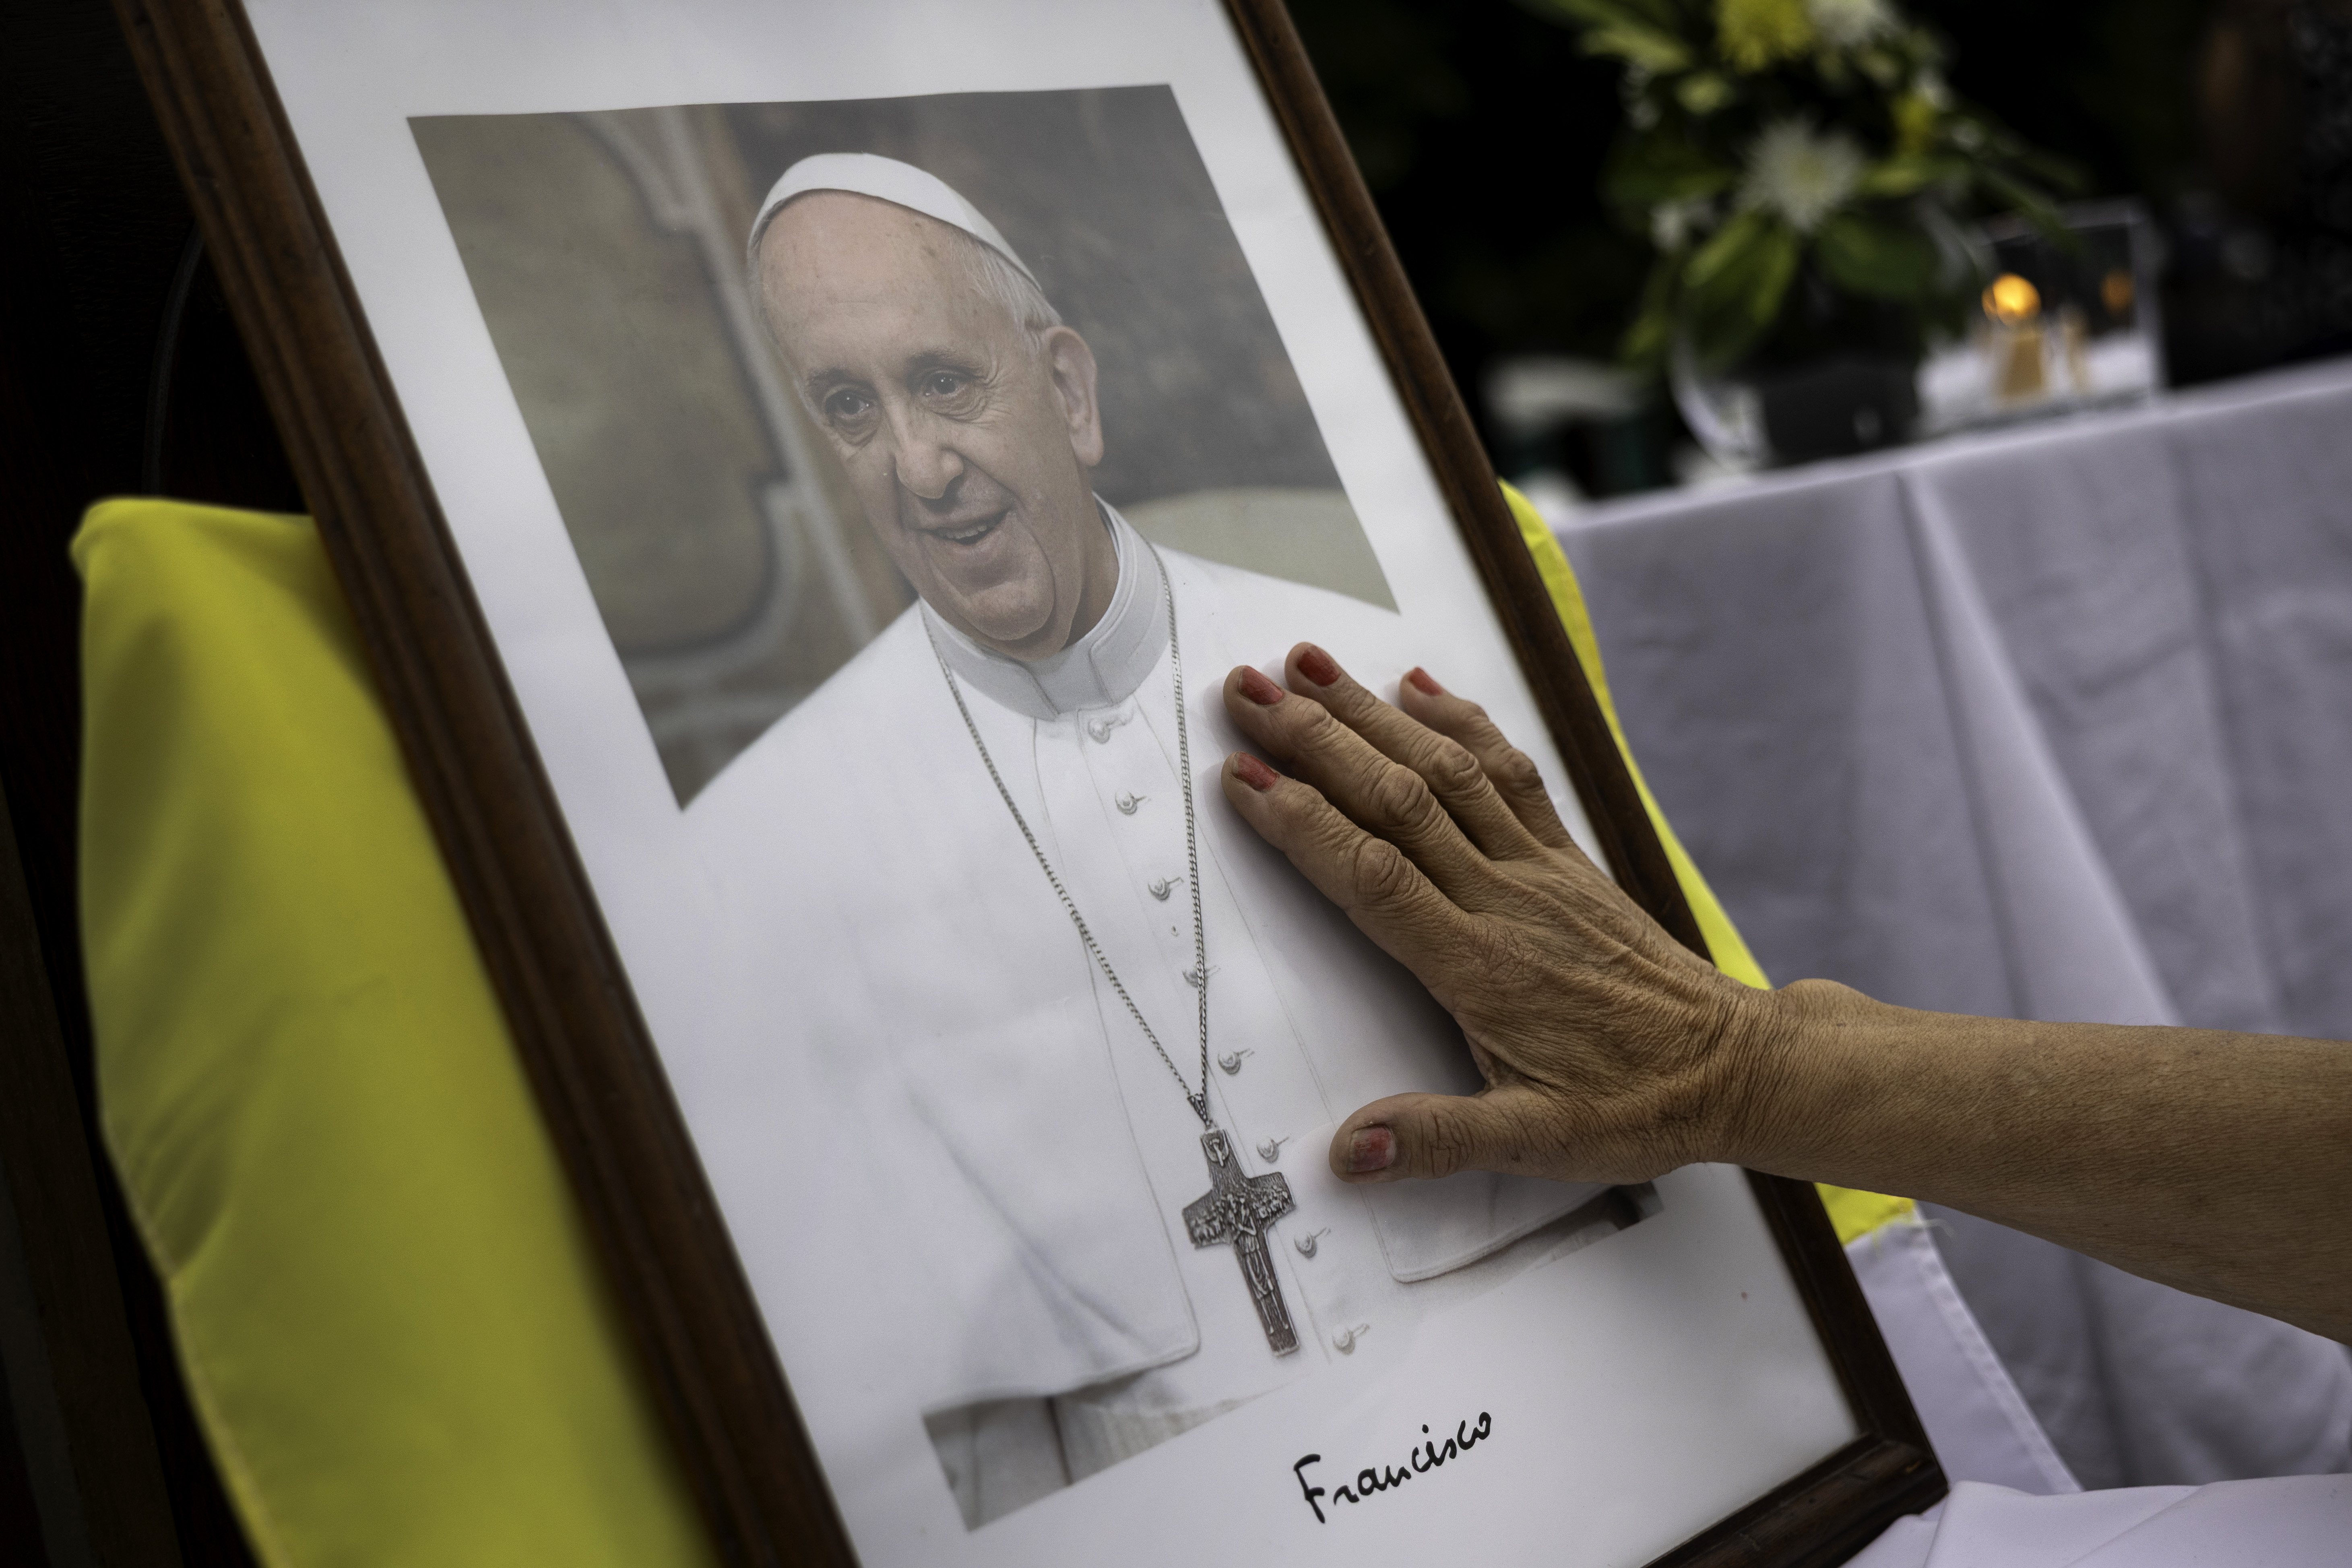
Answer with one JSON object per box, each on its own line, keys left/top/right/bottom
{"left": 1555, "top": 360, "right": 2352, "bottom": 1495}
{"left": 1562, "top": 358, "right": 2352, "bottom": 1039}
{"left": 1848, "top": 1476, "right": 2352, "bottom": 1568}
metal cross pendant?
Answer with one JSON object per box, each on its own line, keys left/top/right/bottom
{"left": 1181, "top": 1127, "right": 1299, "bottom": 1355}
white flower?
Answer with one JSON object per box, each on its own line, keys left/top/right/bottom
{"left": 1805, "top": 0, "right": 1896, "bottom": 48}
{"left": 1650, "top": 196, "right": 1717, "bottom": 251}
{"left": 1739, "top": 118, "right": 1867, "bottom": 233}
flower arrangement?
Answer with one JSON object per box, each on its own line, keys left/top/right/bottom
{"left": 1525, "top": 0, "right": 2076, "bottom": 372}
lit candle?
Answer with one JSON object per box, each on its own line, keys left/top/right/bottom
{"left": 1983, "top": 273, "right": 2045, "bottom": 400}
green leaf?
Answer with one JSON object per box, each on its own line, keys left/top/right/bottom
{"left": 1620, "top": 283, "right": 1679, "bottom": 366}
{"left": 1675, "top": 71, "right": 1736, "bottom": 114}
{"left": 1900, "top": 25, "right": 1946, "bottom": 68}
{"left": 2015, "top": 147, "right": 2090, "bottom": 194}
{"left": 1682, "top": 208, "right": 1768, "bottom": 290}
{"left": 1582, "top": 21, "right": 1695, "bottom": 70}
{"left": 1516, "top": 0, "right": 1638, "bottom": 24}
{"left": 1974, "top": 166, "right": 2069, "bottom": 237}
{"left": 1617, "top": 249, "right": 1687, "bottom": 366}
{"left": 1814, "top": 215, "right": 1940, "bottom": 299}
{"left": 1514, "top": 0, "right": 1686, "bottom": 35}
{"left": 1618, "top": 0, "right": 1692, "bottom": 25}
{"left": 1858, "top": 155, "right": 1968, "bottom": 198}
{"left": 1679, "top": 213, "right": 1799, "bottom": 364}
{"left": 1741, "top": 224, "right": 1801, "bottom": 324}
{"left": 1603, "top": 137, "right": 1737, "bottom": 209}
{"left": 1716, "top": 0, "right": 1815, "bottom": 72}
{"left": 1513, "top": 0, "right": 1703, "bottom": 70}
{"left": 1891, "top": 92, "right": 1941, "bottom": 155}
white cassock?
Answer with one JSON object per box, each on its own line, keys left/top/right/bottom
{"left": 681, "top": 505, "right": 1611, "bottom": 1523}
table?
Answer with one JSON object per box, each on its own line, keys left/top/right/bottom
{"left": 1563, "top": 357, "right": 2352, "bottom": 1040}
{"left": 1556, "top": 357, "right": 2352, "bottom": 1491}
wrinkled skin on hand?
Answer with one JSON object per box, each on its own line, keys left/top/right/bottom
{"left": 1219, "top": 646, "right": 2352, "bottom": 1343}
{"left": 1218, "top": 645, "right": 1775, "bottom": 1188}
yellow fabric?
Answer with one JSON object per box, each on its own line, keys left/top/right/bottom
{"left": 1818, "top": 1187, "right": 1920, "bottom": 1248}
{"left": 1500, "top": 482, "right": 1769, "bottom": 990}
{"left": 75, "top": 500, "right": 714, "bottom": 1568}
{"left": 1499, "top": 483, "right": 1902, "bottom": 1240}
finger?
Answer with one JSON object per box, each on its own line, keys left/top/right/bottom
{"left": 1390, "top": 671, "right": 1718, "bottom": 981}
{"left": 1284, "top": 643, "right": 1544, "bottom": 863}
{"left": 1220, "top": 751, "right": 1483, "bottom": 992}
{"left": 1396, "top": 669, "right": 1580, "bottom": 853}
{"left": 1222, "top": 665, "right": 1495, "bottom": 902}
{"left": 1328, "top": 1086, "right": 1562, "bottom": 1184}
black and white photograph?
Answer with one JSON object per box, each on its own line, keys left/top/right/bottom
{"left": 415, "top": 88, "right": 1650, "bottom": 1525}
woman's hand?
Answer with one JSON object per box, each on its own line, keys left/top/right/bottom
{"left": 1218, "top": 644, "right": 1777, "bottom": 1188}
{"left": 1220, "top": 644, "right": 2352, "bottom": 1341}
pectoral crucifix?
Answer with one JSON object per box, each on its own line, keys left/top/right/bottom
{"left": 1182, "top": 1127, "right": 1299, "bottom": 1355}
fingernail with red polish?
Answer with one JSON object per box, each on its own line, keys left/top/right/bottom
{"left": 1406, "top": 667, "right": 1443, "bottom": 696}
{"left": 1239, "top": 666, "right": 1285, "bottom": 705}
{"left": 1346, "top": 1127, "right": 1396, "bottom": 1174}
{"left": 1297, "top": 645, "right": 1340, "bottom": 686}
{"left": 1233, "top": 753, "right": 1278, "bottom": 791}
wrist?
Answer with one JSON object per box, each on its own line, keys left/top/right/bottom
{"left": 1704, "top": 977, "right": 1875, "bottom": 1173}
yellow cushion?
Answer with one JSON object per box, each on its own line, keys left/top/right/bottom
{"left": 1501, "top": 484, "right": 1904, "bottom": 1241}
{"left": 75, "top": 500, "right": 713, "bottom": 1568}
{"left": 1817, "top": 1186, "right": 1921, "bottom": 1248}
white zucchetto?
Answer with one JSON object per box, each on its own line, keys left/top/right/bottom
{"left": 745, "top": 151, "right": 1039, "bottom": 286}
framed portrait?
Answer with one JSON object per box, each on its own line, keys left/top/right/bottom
{"left": 119, "top": 0, "right": 1940, "bottom": 1563}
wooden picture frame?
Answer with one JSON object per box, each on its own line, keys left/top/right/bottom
{"left": 112, "top": 1, "right": 1942, "bottom": 1563}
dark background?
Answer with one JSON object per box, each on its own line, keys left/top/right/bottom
{"left": 1290, "top": 0, "right": 2329, "bottom": 494}
{"left": 0, "top": 0, "right": 2329, "bottom": 1562}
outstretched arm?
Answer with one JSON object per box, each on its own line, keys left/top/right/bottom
{"left": 1218, "top": 645, "right": 2352, "bottom": 1342}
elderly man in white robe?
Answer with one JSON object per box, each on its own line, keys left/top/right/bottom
{"left": 681, "top": 155, "right": 1625, "bottom": 1529}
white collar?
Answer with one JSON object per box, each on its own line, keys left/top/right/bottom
{"left": 922, "top": 501, "right": 1167, "bottom": 720}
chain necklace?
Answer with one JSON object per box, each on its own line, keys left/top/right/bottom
{"left": 931, "top": 543, "right": 1302, "bottom": 1355}
{"left": 933, "top": 544, "right": 1213, "bottom": 1122}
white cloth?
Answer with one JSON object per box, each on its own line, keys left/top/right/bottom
{"left": 1846, "top": 1217, "right": 2079, "bottom": 1496}
{"left": 1558, "top": 357, "right": 2352, "bottom": 1037}
{"left": 1558, "top": 359, "right": 2352, "bottom": 1485}
{"left": 1919, "top": 1204, "right": 2352, "bottom": 1489}
{"left": 680, "top": 511, "right": 1607, "bottom": 1459}
{"left": 1848, "top": 1476, "right": 2352, "bottom": 1567}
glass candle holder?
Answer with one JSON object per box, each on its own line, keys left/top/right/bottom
{"left": 1917, "top": 199, "right": 2167, "bottom": 436}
